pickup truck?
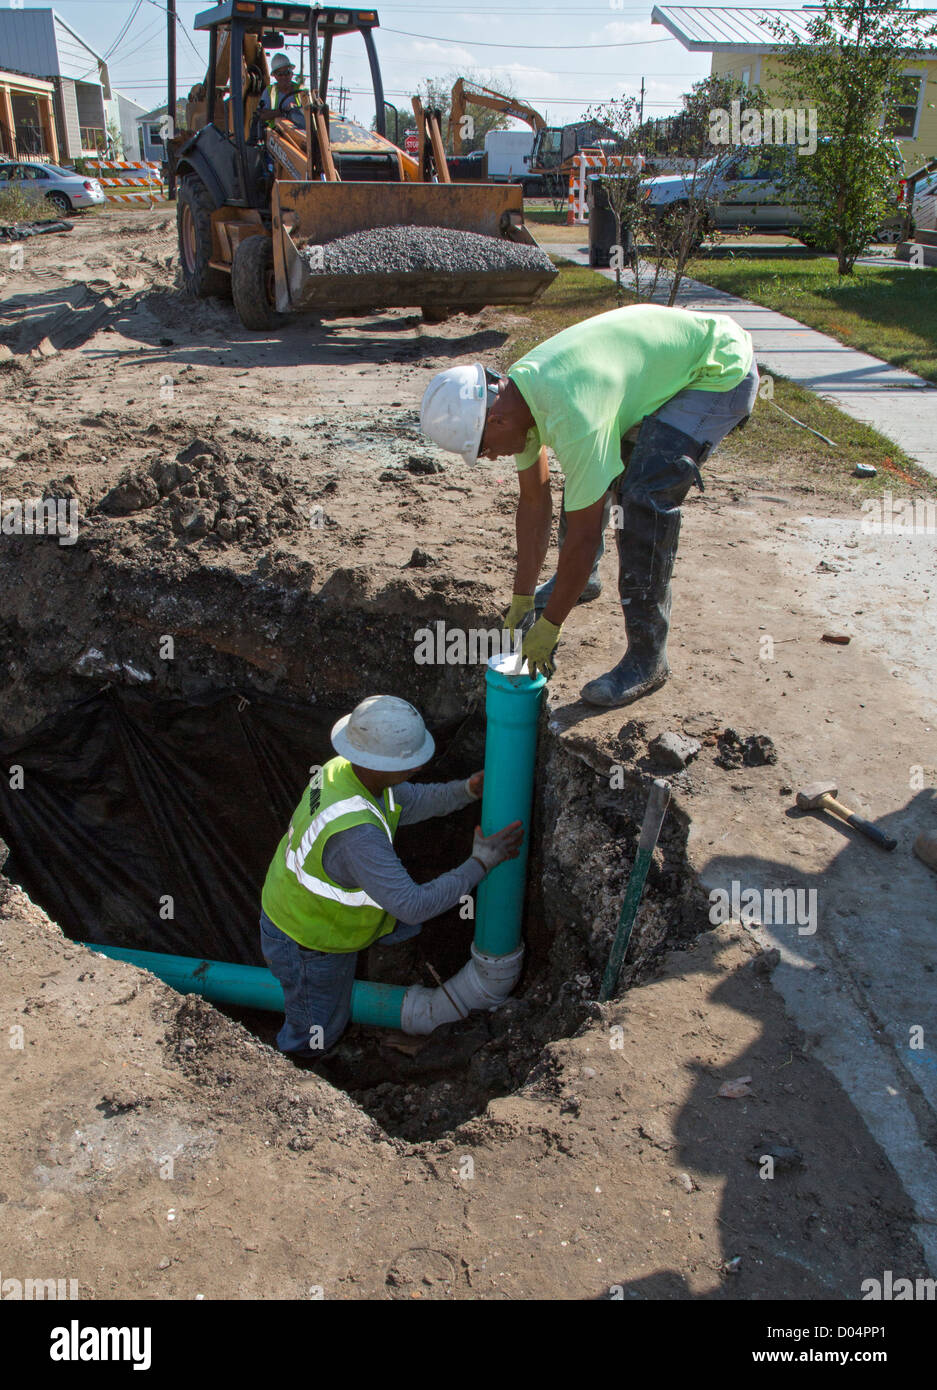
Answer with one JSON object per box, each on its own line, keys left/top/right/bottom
{"left": 644, "top": 149, "right": 902, "bottom": 243}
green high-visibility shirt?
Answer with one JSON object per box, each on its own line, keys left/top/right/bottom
{"left": 507, "top": 304, "right": 754, "bottom": 511}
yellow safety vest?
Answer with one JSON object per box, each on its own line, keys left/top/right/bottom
{"left": 261, "top": 756, "right": 402, "bottom": 952}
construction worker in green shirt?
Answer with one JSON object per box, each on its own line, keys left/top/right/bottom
{"left": 419, "top": 303, "right": 758, "bottom": 708}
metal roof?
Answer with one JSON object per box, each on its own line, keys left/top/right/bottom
{"left": 652, "top": 6, "right": 845, "bottom": 51}
{"left": 652, "top": 5, "right": 937, "bottom": 54}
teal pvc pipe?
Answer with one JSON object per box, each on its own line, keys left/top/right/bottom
{"left": 350, "top": 979, "right": 408, "bottom": 1029}
{"left": 80, "top": 943, "right": 407, "bottom": 1028}
{"left": 473, "top": 654, "right": 546, "bottom": 957}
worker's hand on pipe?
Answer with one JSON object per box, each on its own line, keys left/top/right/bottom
{"left": 503, "top": 594, "right": 535, "bottom": 644}
{"left": 465, "top": 771, "right": 484, "bottom": 799}
{"left": 522, "top": 616, "right": 562, "bottom": 679}
{"left": 471, "top": 821, "right": 524, "bottom": 872}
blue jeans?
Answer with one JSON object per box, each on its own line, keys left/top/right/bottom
{"left": 259, "top": 910, "right": 420, "bottom": 1058}
{"left": 651, "top": 358, "right": 760, "bottom": 460}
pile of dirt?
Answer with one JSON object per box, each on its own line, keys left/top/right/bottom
{"left": 95, "top": 435, "right": 315, "bottom": 547}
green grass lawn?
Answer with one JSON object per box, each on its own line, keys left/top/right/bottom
{"left": 685, "top": 254, "right": 937, "bottom": 384}
{"left": 497, "top": 262, "right": 937, "bottom": 501}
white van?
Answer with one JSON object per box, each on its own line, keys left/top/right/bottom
{"left": 483, "top": 130, "right": 535, "bottom": 185}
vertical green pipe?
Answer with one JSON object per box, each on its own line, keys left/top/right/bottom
{"left": 80, "top": 942, "right": 406, "bottom": 1027}
{"left": 473, "top": 653, "right": 546, "bottom": 957}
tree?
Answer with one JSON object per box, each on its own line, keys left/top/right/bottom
{"left": 105, "top": 116, "right": 125, "bottom": 160}
{"left": 589, "top": 76, "right": 761, "bottom": 306}
{"left": 769, "top": 0, "right": 937, "bottom": 274}
{"left": 651, "top": 74, "right": 767, "bottom": 304}
{"left": 583, "top": 95, "right": 650, "bottom": 303}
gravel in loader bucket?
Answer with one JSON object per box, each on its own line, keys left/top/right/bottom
{"left": 304, "top": 224, "right": 556, "bottom": 276}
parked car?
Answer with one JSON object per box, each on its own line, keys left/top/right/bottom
{"left": 0, "top": 161, "right": 105, "bottom": 213}
{"left": 644, "top": 149, "right": 902, "bottom": 244}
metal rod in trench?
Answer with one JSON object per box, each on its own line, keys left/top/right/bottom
{"left": 599, "top": 778, "right": 672, "bottom": 1002}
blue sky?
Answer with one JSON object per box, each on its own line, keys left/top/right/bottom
{"left": 52, "top": 0, "right": 720, "bottom": 121}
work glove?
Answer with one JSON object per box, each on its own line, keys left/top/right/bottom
{"left": 522, "top": 616, "right": 562, "bottom": 680}
{"left": 503, "top": 594, "right": 535, "bottom": 647}
{"left": 471, "top": 821, "right": 524, "bottom": 873}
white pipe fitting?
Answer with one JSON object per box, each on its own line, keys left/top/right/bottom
{"left": 400, "top": 942, "right": 524, "bottom": 1036}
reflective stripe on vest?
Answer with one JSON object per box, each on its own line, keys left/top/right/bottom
{"left": 261, "top": 758, "right": 402, "bottom": 951}
{"left": 283, "top": 791, "right": 396, "bottom": 908}
{"left": 264, "top": 84, "right": 300, "bottom": 113}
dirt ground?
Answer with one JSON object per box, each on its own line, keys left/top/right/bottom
{"left": 1, "top": 207, "right": 934, "bottom": 1301}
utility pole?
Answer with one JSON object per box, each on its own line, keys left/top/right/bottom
{"left": 639, "top": 76, "right": 645, "bottom": 126}
{"left": 167, "top": 0, "right": 177, "bottom": 198}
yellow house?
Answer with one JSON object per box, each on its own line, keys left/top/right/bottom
{"left": 651, "top": 5, "right": 937, "bottom": 171}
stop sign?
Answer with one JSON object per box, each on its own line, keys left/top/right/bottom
{"left": 404, "top": 130, "right": 419, "bottom": 154}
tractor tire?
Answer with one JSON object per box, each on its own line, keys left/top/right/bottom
{"left": 231, "top": 234, "right": 280, "bottom": 330}
{"left": 177, "top": 176, "right": 230, "bottom": 299}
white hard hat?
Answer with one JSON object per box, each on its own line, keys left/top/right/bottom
{"left": 331, "top": 695, "right": 435, "bottom": 772}
{"left": 270, "top": 52, "right": 295, "bottom": 73}
{"left": 420, "top": 363, "right": 490, "bottom": 465}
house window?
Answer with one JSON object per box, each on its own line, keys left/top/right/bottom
{"left": 148, "top": 125, "right": 164, "bottom": 148}
{"left": 890, "top": 74, "right": 924, "bottom": 139}
{"left": 741, "top": 67, "right": 751, "bottom": 88}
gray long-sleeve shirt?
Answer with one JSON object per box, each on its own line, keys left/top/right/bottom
{"left": 321, "top": 779, "right": 485, "bottom": 926}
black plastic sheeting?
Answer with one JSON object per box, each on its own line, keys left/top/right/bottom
{"left": 0, "top": 688, "right": 338, "bottom": 966}
{"left": 0, "top": 219, "right": 73, "bottom": 241}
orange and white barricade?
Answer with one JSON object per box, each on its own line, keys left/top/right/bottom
{"left": 83, "top": 159, "right": 164, "bottom": 206}
{"left": 566, "top": 151, "right": 645, "bottom": 224}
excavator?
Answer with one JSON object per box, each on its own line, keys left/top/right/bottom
{"left": 528, "top": 120, "right": 620, "bottom": 200}
{"left": 447, "top": 81, "right": 619, "bottom": 203}
{"left": 449, "top": 78, "right": 546, "bottom": 155}
{"left": 173, "top": 3, "right": 556, "bottom": 329}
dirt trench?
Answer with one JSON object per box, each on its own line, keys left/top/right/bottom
{"left": 0, "top": 466, "right": 705, "bottom": 1142}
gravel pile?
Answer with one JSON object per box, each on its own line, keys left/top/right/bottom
{"left": 304, "top": 224, "right": 554, "bottom": 275}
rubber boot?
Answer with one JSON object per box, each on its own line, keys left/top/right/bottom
{"left": 580, "top": 418, "right": 704, "bottom": 709}
{"left": 534, "top": 487, "right": 611, "bottom": 615}
{"left": 580, "top": 589, "right": 672, "bottom": 707}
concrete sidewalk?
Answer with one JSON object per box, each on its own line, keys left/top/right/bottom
{"left": 541, "top": 243, "right": 937, "bottom": 477}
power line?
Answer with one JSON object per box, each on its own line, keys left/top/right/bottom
{"left": 108, "top": 17, "right": 171, "bottom": 69}
{"left": 381, "top": 27, "right": 674, "bottom": 48}
{"left": 101, "top": 0, "right": 145, "bottom": 61}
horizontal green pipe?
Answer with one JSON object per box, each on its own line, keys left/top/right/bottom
{"left": 351, "top": 979, "right": 407, "bottom": 1029}
{"left": 80, "top": 943, "right": 406, "bottom": 1028}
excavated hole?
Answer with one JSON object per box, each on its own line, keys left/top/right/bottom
{"left": 0, "top": 559, "right": 706, "bottom": 1141}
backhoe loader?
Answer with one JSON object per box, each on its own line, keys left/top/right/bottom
{"left": 173, "top": 3, "right": 556, "bottom": 329}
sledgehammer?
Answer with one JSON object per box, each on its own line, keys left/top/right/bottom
{"left": 795, "top": 781, "right": 897, "bottom": 852}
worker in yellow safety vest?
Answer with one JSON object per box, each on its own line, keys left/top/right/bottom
{"left": 260, "top": 695, "right": 523, "bottom": 1060}
{"left": 259, "top": 52, "right": 307, "bottom": 130}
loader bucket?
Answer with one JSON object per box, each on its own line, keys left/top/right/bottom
{"left": 271, "top": 181, "right": 557, "bottom": 315}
